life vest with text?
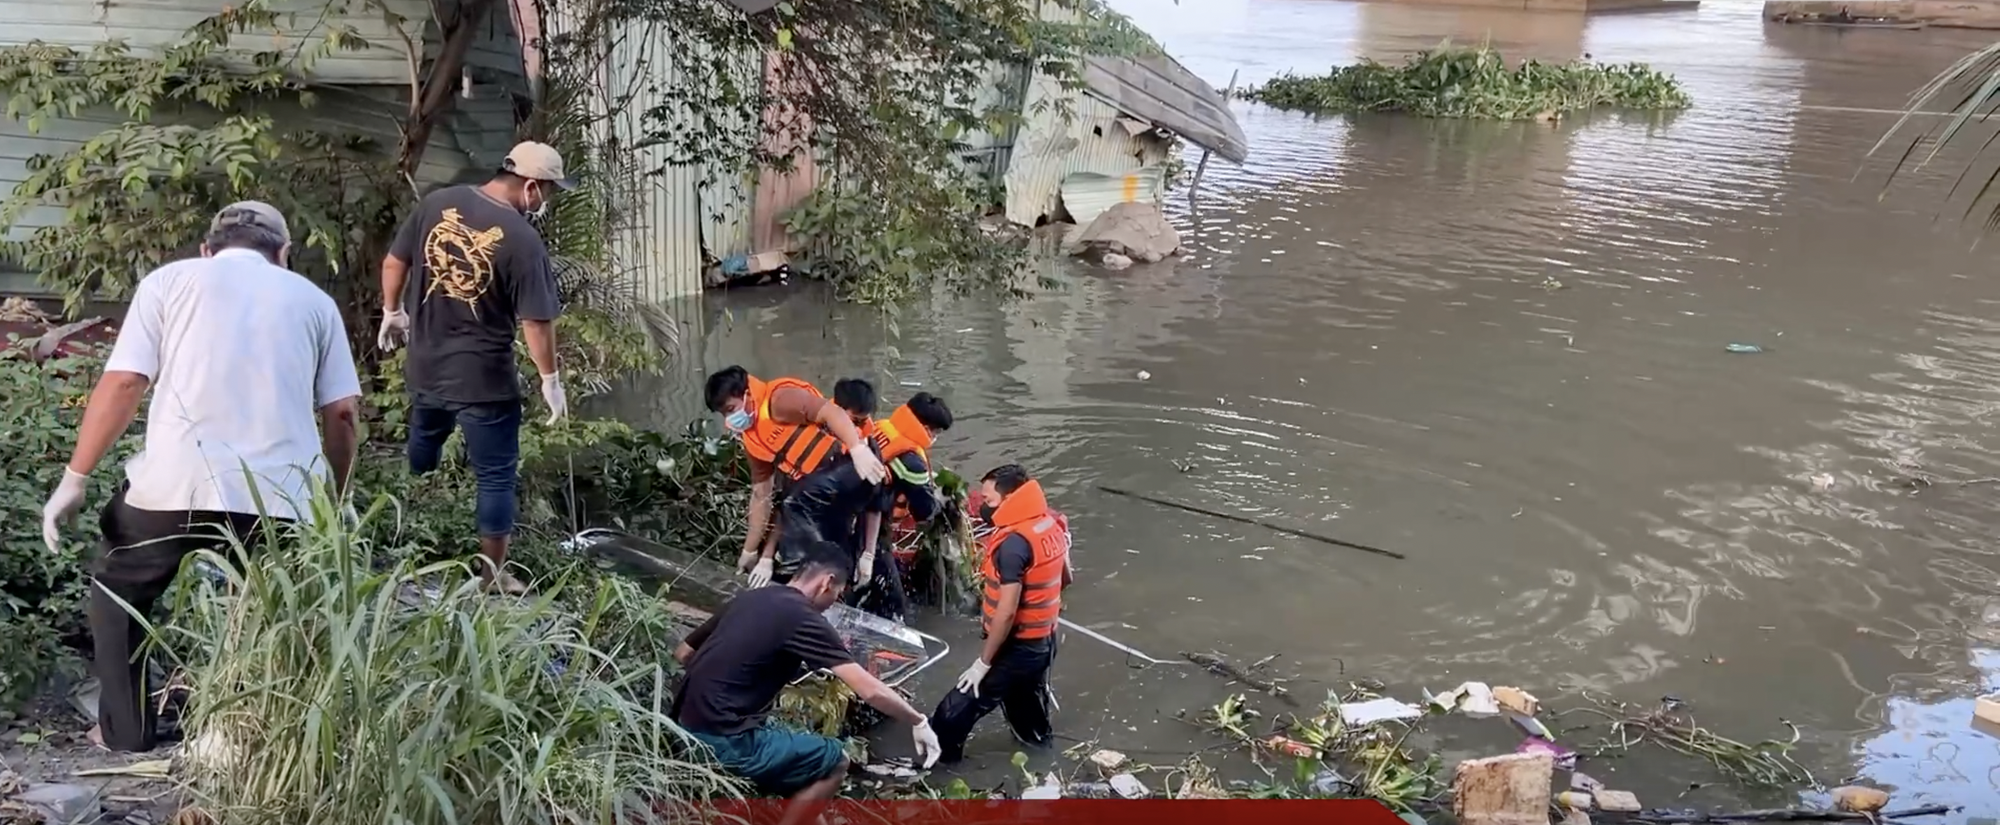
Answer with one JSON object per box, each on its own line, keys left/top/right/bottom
{"left": 978, "top": 479, "right": 1067, "bottom": 641}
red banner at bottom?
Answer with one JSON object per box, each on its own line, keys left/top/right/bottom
{"left": 686, "top": 799, "right": 1406, "bottom": 825}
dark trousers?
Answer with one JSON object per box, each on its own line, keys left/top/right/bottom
{"left": 930, "top": 637, "right": 1057, "bottom": 763}
{"left": 89, "top": 486, "right": 284, "bottom": 752}
{"left": 849, "top": 532, "right": 909, "bottom": 622}
{"left": 779, "top": 505, "right": 910, "bottom": 621}
{"left": 407, "top": 399, "right": 522, "bottom": 537}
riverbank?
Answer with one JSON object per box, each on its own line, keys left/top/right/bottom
{"left": 0, "top": 335, "right": 1902, "bottom": 824}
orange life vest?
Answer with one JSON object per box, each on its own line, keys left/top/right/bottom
{"left": 871, "top": 404, "right": 936, "bottom": 508}
{"left": 978, "top": 479, "right": 1066, "bottom": 641}
{"left": 737, "top": 375, "right": 845, "bottom": 480}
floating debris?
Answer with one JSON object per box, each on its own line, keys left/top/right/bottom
{"left": 1725, "top": 343, "right": 1764, "bottom": 354}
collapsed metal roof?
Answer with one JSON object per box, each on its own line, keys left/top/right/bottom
{"left": 1080, "top": 53, "right": 1249, "bottom": 164}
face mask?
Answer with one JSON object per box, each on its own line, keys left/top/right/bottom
{"left": 977, "top": 503, "right": 997, "bottom": 524}
{"left": 522, "top": 183, "right": 549, "bottom": 219}
{"left": 724, "top": 409, "right": 754, "bottom": 433}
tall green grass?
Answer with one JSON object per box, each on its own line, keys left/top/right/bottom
{"left": 144, "top": 490, "right": 742, "bottom": 825}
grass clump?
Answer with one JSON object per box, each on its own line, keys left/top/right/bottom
{"left": 1240, "top": 43, "right": 1692, "bottom": 120}
{"left": 155, "top": 491, "right": 742, "bottom": 825}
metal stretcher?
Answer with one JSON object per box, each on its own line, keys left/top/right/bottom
{"left": 565, "top": 528, "right": 950, "bottom": 688}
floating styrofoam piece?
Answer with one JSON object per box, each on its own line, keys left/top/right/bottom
{"left": 1340, "top": 697, "right": 1425, "bottom": 726}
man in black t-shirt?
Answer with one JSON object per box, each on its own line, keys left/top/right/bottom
{"left": 375, "top": 141, "right": 572, "bottom": 594}
{"left": 673, "top": 537, "right": 940, "bottom": 819}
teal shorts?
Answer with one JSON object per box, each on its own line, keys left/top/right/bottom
{"left": 689, "top": 724, "right": 846, "bottom": 796}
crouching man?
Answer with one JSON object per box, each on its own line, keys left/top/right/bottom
{"left": 672, "top": 537, "right": 940, "bottom": 824}
{"left": 930, "top": 464, "right": 1071, "bottom": 762}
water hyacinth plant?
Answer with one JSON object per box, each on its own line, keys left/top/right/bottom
{"left": 1240, "top": 43, "right": 1692, "bottom": 120}
{"left": 145, "top": 489, "right": 742, "bottom": 825}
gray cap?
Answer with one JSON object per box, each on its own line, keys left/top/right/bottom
{"left": 210, "top": 201, "right": 290, "bottom": 243}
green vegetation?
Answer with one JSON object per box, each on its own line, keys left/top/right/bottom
{"left": 162, "top": 498, "right": 743, "bottom": 824}
{"left": 1876, "top": 40, "right": 2000, "bottom": 232}
{"left": 1240, "top": 44, "right": 1692, "bottom": 120}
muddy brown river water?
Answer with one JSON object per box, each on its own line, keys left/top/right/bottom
{"left": 614, "top": 1, "right": 2000, "bottom": 813}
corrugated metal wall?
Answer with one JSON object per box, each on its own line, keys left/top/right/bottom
{"left": 0, "top": 88, "right": 474, "bottom": 238}
{"left": 956, "top": 61, "right": 1030, "bottom": 184}
{"left": 0, "top": 0, "right": 433, "bottom": 85}
{"left": 551, "top": 11, "right": 756, "bottom": 303}
{"left": 988, "top": 0, "right": 1170, "bottom": 226}
{"left": 1002, "top": 81, "right": 1165, "bottom": 226}
{"left": 751, "top": 51, "right": 819, "bottom": 254}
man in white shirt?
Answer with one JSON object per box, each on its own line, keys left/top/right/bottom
{"left": 39, "top": 201, "right": 363, "bottom": 752}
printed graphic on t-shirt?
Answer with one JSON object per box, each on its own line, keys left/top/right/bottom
{"left": 422, "top": 207, "right": 506, "bottom": 312}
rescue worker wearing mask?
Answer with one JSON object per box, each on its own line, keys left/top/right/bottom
{"left": 853, "top": 392, "right": 954, "bottom": 622}
{"left": 703, "top": 366, "right": 887, "bottom": 588}
{"left": 930, "top": 464, "right": 1071, "bottom": 762}
{"left": 762, "top": 379, "right": 917, "bottom": 605}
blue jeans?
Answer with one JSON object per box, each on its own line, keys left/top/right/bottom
{"left": 407, "top": 400, "right": 522, "bottom": 538}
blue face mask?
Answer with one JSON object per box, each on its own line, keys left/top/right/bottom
{"left": 724, "top": 409, "right": 754, "bottom": 433}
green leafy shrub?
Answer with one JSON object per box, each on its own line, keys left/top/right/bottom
{"left": 0, "top": 341, "right": 138, "bottom": 706}
{"left": 1240, "top": 44, "right": 1693, "bottom": 120}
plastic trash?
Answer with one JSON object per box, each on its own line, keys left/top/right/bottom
{"left": 1427, "top": 681, "right": 1500, "bottom": 717}
{"left": 1109, "top": 773, "right": 1149, "bottom": 799}
{"left": 1021, "top": 773, "right": 1063, "bottom": 800}
{"left": 1725, "top": 343, "right": 1763, "bottom": 354}
{"left": 1492, "top": 686, "right": 1538, "bottom": 717}
{"left": 1505, "top": 709, "right": 1555, "bottom": 740}
{"left": 1340, "top": 697, "right": 1425, "bottom": 726}
{"left": 1516, "top": 736, "right": 1577, "bottom": 770}
{"left": 1265, "top": 735, "right": 1319, "bottom": 758}
{"left": 1309, "top": 769, "right": 1348, "bottom": 796}
{"left": 1088, "top": 749, "right": 1128, "bottom": 770}
{"left": 1064, "top": 782, "right": 1116, "bottom": 799}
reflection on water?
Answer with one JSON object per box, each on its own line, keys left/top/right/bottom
{"left": 610, "top": 0, "right": 2000, "bottom": 811}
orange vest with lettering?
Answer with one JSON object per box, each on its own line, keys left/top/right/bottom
{"left": 738, "top": 376, "right": 844, "bottom": 480}
{"left": 978, "top": 479, "right": 1067, "bottom": 640}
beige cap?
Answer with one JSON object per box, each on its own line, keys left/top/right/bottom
{"left": 209, "top": 200, "right": 289, "bottom": 242}
{"left": 503, "top": 141, "right": 576, "bottom": 190}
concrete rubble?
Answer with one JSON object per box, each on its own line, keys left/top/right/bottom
{"left": 1831, "top": 785, "right": 1889, "bottom": 814}
{"left": 6, "top": 782, "right": 99, "bottom": 824}
{"left": 1593, "top": 789, "right": 1641, "bottom": 812}
{"left": 1074, "top": 202, "right": 1180, "bottom": 264}
{"left": 1451, "top": 751, "right": 1553, "bottom": 825}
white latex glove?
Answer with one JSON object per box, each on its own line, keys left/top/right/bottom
{"left": 41, "top": 468, "right": 88, "bottom": 554}
{"left": 954, "top": 657, "right": 991, "bottom": 698}
{"left": 540, "top": 372, "right": 568, "bottom": 424}
{"left": 747, "top": 557, "right": 774, "bottom": 588}
{"left": 855, "top": 548, "right": 875, "bottom": 586}
{"left": 849, "top": 444, "right": 887, "bottom": 485}
{"left": 736, "top": 548, "right": 761, "bottom": 573}
{"left": 376, "top": 308, "right": 410, "bottom": 352}
{"left": 911, "top": 716, "right": 942, "bottom": 769}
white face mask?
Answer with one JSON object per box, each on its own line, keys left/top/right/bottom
{"left": 523, "top": 183, "right": 549, "bottom": 220}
